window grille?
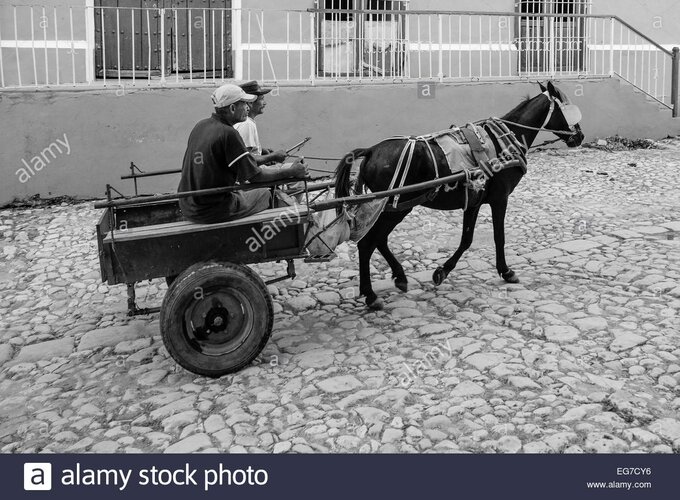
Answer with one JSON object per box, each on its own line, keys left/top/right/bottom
{"left": 517, "top": 0, "right": 591, "bottom": 75}
{"left": 316, "top": 0, "right": 409, "bottom": 79}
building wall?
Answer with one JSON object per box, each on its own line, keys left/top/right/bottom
{"left": 1, "top": 1, "right": 679, "bottom": 206}
{"left": 1, "top": 77, "right": 679, "bottom": 205}
{"left": 593, "top": 0, "right": 679, "bottom": 45}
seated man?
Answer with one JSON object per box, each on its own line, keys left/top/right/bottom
{"left": 236, "top": 80, "right": 307, "bottom": 201}
{"left": 177, "top": 84, "right": 307, "bottom": 224}
{"left": 234, "top": 80, "right": 286, "bottom": 166}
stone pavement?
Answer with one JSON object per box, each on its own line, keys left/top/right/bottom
{"left": 0, "top": 140, "right": 679, "bottom": 454}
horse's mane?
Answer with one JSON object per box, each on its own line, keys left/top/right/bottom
{"left": 502, "top": 94, "right": 534, "bottom": 120}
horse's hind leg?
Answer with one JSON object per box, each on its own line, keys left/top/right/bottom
{"left": 490, "top": 197, "right": 520, "bottom": 283}
{"left": 433, "top": 206, "right": 481, "bottom": 285}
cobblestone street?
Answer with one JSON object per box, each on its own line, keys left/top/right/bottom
{"left": 1, "top": 141, "right": 679, "bottom": 454}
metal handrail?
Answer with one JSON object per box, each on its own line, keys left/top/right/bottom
{"left": 673, "top": 48, "right": 680, "bottom": 118}
{"left": 308, "top": 8, "right": 673, "bottom": 56}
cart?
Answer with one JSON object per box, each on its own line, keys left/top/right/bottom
{"left": 94, "top": 164, "right": 472, "bottom": 377}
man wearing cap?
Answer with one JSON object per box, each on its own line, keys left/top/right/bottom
{"left": 177, "top": 83, "right": 307, "bottom": 224}
{"left": 234, "top": 80, "right": 286, "bottom": 166}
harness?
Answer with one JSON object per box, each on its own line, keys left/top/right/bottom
{"left": 491, "top": 91, "right": 583, "bottom": 147}
{"left": 373, "top": 92, "right": 581, "bottom": 212}
{"left": 385, "top": 134, "right": 441, "bottom": 210}
{"left": 383, "top": 119, "right": 526, "bottom": 211}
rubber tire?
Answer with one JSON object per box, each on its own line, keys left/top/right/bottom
{"left": 160, "top": 261, "right": 273, "bottom": 377}
{"left": 159, "top": 274, "right": 180, "bottom": 332}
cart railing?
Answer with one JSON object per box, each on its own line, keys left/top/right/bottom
{"left": 94, "top": 165, "right": 503, "bottom": 213}
{"left": 95, "top": 176, "right": 337, "bottom": 210}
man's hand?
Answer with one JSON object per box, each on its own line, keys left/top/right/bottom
{"left": 289, "top": 158, "right": 309, "bottom": 179}
{"left": 267, "top": 149, "right": 287, "bottom": 163}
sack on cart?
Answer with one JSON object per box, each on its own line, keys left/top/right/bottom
{"left": 304, "top": 208, "right": 351, "bottom": 257}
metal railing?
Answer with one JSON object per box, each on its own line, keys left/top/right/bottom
{"left": 0, "top": 4, "right": 678, "bottom": 115}
{"left": 584, "top": 14, "right": 676, "bottom": 112}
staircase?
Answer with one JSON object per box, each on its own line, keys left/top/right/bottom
{"left": 604, "top": 17, "right": 679, "bottom": 117}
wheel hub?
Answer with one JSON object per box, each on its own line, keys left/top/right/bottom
{"left": 184, "top": 291, "right": 252, "bottom": 356}
{"left": 204, "top": 305, "right": 229, "bottom": 333}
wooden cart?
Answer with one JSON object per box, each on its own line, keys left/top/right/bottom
{"left": 95, "top": 167, "right": 469, "bottom": 377}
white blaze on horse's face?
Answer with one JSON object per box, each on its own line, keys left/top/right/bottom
{"left": 560, "top": 102, "right": 582, "bottom": 129}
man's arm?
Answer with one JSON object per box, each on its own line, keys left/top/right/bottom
{"left": 249, "top": 158, "right": 308, "bottom": 183}
{"left": 250, "top": 149, "right": 287, "bottom": 166}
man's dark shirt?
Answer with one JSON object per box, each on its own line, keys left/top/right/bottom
{"left": 178, "top": 113, "right": 260, "bottom": 223}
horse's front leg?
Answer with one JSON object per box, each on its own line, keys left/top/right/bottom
{"left": 433, "top": 205, "right": 481, "bottom": 285}
{"left": 490, "top": 197, "right": 519, "bottom": 283}
{"left": 357, "top": 236, "right": 382, "bottom": 310}
{"left": 357, "top": 210, "right": 411, "bottom": 310}
{"left": 377, "top": 239, "right": 407, "bottom": 292}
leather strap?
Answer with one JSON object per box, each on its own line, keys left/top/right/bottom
{"left": 384, "top": 187, "right": 439, "bottom": 212}
{"left": 540, "top": 91, "right": 556, "bottom": 130}
{"left": 460, "top": 124, "right": 494, "bottom": 178}
{"left": 387, "top": 136, "right": 442, "bottom": 209}
{"left": 484, "top": 119, "right": 527, "bottom": 173}
{"left": 391, "top": 140, "right": 416, "bottom": 208}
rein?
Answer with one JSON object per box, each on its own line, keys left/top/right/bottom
{"left": 478, "top": 91, "right": 581, "bottom": 149}
{"left": 491, "top": 118, "right": 574, "bottom": 150}
{"left": 531, "top": 138, "right": 563, "bottom": 149}
{"left": 490, "top": 118, "right": 579, "bottom": 136}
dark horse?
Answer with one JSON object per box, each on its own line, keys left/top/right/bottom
{"left": 335, "top": 81, "right": 584, "bottom": 310}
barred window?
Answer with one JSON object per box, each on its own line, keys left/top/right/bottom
{"left": 317, "top": 0, "right": 409, "bottom": 78}
{"left": 517, "top": 0, "right": 592, "bottom": 74}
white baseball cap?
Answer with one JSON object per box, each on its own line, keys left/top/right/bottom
{"left": 211, "top": 84, "right": 257, "bottom": 108}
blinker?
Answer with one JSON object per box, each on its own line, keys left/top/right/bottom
{"left": 560, "top": 104, "right": 582, "bottom": 128}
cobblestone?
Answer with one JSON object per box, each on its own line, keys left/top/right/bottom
{"left": 1, "top": 142, "right": 679, "bottom": 453}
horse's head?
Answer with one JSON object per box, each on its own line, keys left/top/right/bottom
{"left": 538, "top": 81, "right": 584, "bottom": 147}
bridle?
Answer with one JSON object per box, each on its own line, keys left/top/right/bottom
{"left": 488, "top": 91, "right": 582, "bottom": 149}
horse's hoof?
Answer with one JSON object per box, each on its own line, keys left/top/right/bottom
{"left": 394, "top": 277, "right": 408, "bottom": 293}
{"left": 432, "top": 267, "right": 447, "bottom": 286}
{"left": 366, "top": 297, "right": 384, "bottom": 311}
{"left": 501, "top": 269, "right": 520, "bottom": 284}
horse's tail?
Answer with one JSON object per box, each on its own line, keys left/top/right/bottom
{"left": 334, "top": 147, "right": 371, "bottom": 199}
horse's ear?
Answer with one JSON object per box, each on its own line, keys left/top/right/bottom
{"left": 538, "top": 81, "right": 547, "bottom": 93}
{"left": 547, "top": 81, "right": 557, "bottom": 96}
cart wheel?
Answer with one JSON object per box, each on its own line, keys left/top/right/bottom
{"left": 160, "top": 261, "right": 273, "bottom": 377}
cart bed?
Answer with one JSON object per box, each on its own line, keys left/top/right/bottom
{"left": 97, "top": 205, "right": 310, "bottom": 285}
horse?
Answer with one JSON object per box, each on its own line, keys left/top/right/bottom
{"left": 334, "top": 81, "right": 585, "bottom": 310}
